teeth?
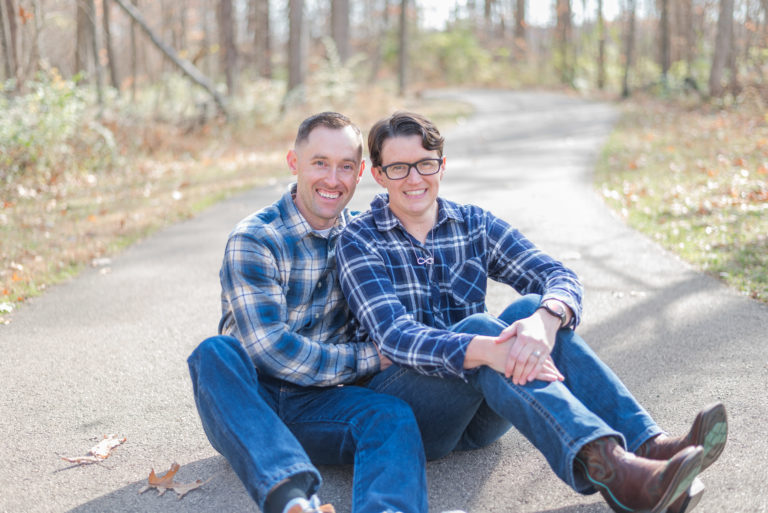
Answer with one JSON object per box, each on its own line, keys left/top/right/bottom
{"left": 318, "top": 190, "right": 341, "bottom": 199}
{"left": 404, "top": 189, "right": 426, "bottom": 196}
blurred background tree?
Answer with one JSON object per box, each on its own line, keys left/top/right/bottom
{"left": 1, "top": 1, "right": 762, "bottom": 108}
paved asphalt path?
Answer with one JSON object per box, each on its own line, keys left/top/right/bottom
{"left": 1, "top": 90, "right": 766, "bottom": 513}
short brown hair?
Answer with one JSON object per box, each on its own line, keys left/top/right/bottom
{"left": 367, "top": 111, "right": 444, "bottom": 168}
{"left": 295, "top": 112, "right": 363, "bottom": 160}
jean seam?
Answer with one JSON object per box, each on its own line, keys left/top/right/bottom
{"left": 371, "top": 367, "right": 410, "bottom": 393}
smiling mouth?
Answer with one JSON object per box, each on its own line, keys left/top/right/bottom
{"left": 318, "top": 189, "right": 342, "bottom": 199}
{"left": 404, "top": 189, "right": 427, "bottom": 196}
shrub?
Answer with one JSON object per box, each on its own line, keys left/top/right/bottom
{"left": 0, "top": 69, "right": 116, "bottom": 195}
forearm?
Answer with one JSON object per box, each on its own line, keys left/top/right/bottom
{"left": 239, "top": 327, "right": 381, "bottom": 386}
{"left": 377, "top": 319, "right": 475, "bottom": 378}
{"left": 463, "top": 335, "right": 506, "bottom": 371}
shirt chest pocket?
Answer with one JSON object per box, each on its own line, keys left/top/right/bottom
{"left": 449, "top": 257, "right": 487, "bottom": 305}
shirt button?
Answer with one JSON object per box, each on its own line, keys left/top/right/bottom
{"left": 315, "top": 314, "right": 319, "bottom": 318}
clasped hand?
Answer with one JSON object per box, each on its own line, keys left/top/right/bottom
{"left": 493, "top": 314, "right": 564, "bottom": 385}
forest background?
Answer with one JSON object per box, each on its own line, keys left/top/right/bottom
{"left": 1, "top": 0, "right": 767, "bottom": 326}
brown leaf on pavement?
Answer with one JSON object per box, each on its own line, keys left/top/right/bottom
{"left": 61, "top": 434, "right": 127, "bottom": 465}
{"left": 138, "top": 462, "right": 211, "bottom": 499}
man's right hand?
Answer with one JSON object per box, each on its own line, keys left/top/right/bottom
{"left": 375, "top": 344, "right": 393, "bottom": 371}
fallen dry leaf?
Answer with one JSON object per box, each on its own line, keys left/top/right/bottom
{"left": 61, "top": 434, "right": 126, "bottom": 465}
{"left": 139, "top": 462, "right": 211, "bottom": 499}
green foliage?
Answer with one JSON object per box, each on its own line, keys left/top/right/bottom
{"left": 0, "top": 69, "right": 116, "bottom": 191}
{"left": 302, "top": 37, "right": 363, "bottom": 111}
{"left": 415, "top": 27, "right": 497, "bottom": 85}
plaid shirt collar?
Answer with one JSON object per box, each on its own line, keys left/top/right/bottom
{"left": 280, "top": 182, "right": 349, "bottom": 240}
{"left": 370, "top": 193, "right": 463, "bottom": 234}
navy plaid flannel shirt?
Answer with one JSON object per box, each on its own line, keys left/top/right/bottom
{"left": 218, "top": 184, "right": 379, "bottom": 387}
{"left": 337, "top": 194, "right": 584, "bottom": 380}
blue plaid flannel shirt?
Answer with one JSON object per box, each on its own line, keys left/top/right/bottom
{"left": 218, "top": 184, "right": 380, "bottom": 387}
{"left": 337, "top": 194, "right": 584, "bottom": 380}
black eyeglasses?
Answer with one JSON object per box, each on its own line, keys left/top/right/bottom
{"left": 379, "top": 158, "right": 443, "bottom": 180}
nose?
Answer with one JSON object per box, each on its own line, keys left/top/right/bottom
{"left": 325, "top": 166, "right": 341, "bottom": 185}
{"left": 405, "top": 164, "right": 422, "bottom": 183}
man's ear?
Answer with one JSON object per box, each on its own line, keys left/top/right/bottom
{"left": 439, "top": 156, "right": 446, "bottom": 179}
{"left": 356, "top": 160, "right": 365, "bottom": 183}
{"left": 286, "top": 149, "right": 298, "bottom": 175}
{"left": 371, "top": 166, "right": 387, "bottom": 188}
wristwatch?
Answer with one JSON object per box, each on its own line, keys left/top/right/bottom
{"left": 537, "top": 301, "right": 567, "bottom": 329}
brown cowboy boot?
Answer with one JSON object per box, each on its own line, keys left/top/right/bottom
{"left": 636, "top": 403, "right": 728, "bottom": 472}
{"left": 575, "top": 436, "right": 704, "bottom": 513}
{"left": 667, "top": 477, "right": 705, "bottom": 513}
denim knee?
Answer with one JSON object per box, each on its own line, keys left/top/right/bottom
{"left": 451, "top": 312, "right": 506, "bottom": 336}
{"left": 498, "top": 294, "right": 542, "bottom": 324}
{"left": 189, "top": 335, "right": 246, "bottom": 368}
{"left": 365, "top": 395, "right": 420, "bottom": 431}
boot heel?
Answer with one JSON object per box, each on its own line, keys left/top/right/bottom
{"left": 666, "top": 477, "right": 705, "bottom": 513}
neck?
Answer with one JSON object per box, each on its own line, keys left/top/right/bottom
{"left": 399, "top": 204, "right": 438, "bottom": 244}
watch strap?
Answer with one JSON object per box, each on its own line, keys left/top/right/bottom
{"left": 537, "top": 302, "right": 567, "bottom": 329}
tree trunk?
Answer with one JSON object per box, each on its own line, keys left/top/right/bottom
{"left": 398, "top": 0, "right": 407, "bottom": 96}
{"left": 130, "top": 0, "right": 138, "bottom": 101}
{"left": 513, "top": 0, "right": 525, "bottom": 61}
{"left": 555, "top": 0, "right": 572, "bottom": 86}
{"left": 200, "top": 0, "right": 212, "bottom": 76}
{"left": 331, "top": 0, "right": 350, "bottom": 63}
{"left": 287, "top": 0, "right": 304, "bottom": 94}
{"left": 368, "top": 0, "right": 389, "bottom": 84}
{"left": 111, "top": 0, "right": 229, "bottom": 116}
{"left": 621, "top": 0, "right": 636, "bottom": 98}
{"left": 103, "top": 0, "right": 120, "bottom": 90}
{"left": 597, "top": 0, "right": 605, "bottom": 89}
{"left": 0, "top": 0, "right": 13, "bottom": 81}
{"left": 252, "top": 0, "right": 271, "bottom": 77}
{"left": 727, "top": 5, "right": 740, "bottom": 96}
{"left": 709, "top": 0, "right": 734, "bottom": 97}
{"left": 484, "top": 0, "right": 493, "bottom": 32}
{"left": 25, "top": 0, "right": 43, "bottom": 82}
{"left": 659, "top": 0, "right": 670, "bottom": 87}
{"left": 75, "top": 0, "right": 93, "bottom": 77}
{"left": 4, "top": 0, "right": 17, "bottom": 75}
{"left": 87, "top": 0, "right": 104, "bottom": 106}
{"left": 217, "top": 0, "right": 236, "bottom": 95}
{"left": 682, "top": 0, "right": 694, "bottom": 79}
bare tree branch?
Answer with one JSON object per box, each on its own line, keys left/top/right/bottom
{"left": 110, "top": 0, "right": 229, "bottom": 117}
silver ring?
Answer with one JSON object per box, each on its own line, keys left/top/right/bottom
{"left": 532, "top": 350, "right": 542, "bottom": 358}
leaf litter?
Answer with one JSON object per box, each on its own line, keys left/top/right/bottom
{"left": 61, "top": 434, "right": 126, "bottom": 465}
{"left": 139, "top": 462, "right": 212, "bottom": 499}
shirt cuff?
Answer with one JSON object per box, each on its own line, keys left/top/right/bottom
{"left": 356, "top": 341, "right": 383, "bottom": 377}
{"left": 541, "top": 293, "right": 581, "bottom": 329}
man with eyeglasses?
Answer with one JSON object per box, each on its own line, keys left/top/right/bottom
{"left": 336, "top": 111, "right": 727, "bottom": 513}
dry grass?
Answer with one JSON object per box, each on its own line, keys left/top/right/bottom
{"left": 595, "top": 95, "right": 768, "bottom": 303}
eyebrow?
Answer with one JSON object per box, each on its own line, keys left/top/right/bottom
{"left": 310, "top": 154, "right": 358, "bottom": 164}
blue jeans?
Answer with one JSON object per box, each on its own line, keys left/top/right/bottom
{"left": 367, "top": 294, "right": 663, "bottom": 493}
{"left": 188, "top": 335, "right": 427, "bottom": 513}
